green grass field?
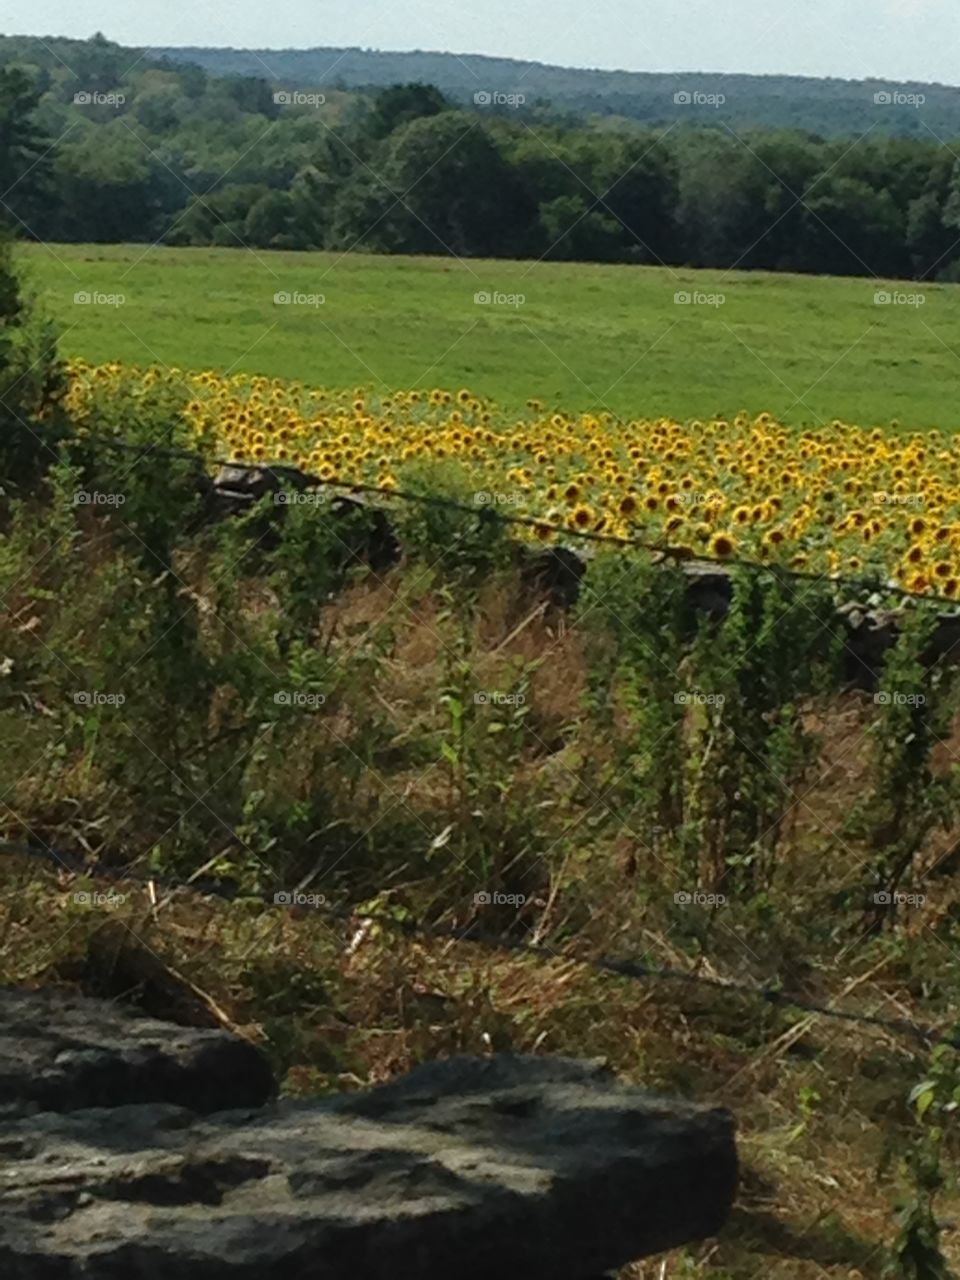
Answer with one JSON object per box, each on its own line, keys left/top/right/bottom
{"left": 19, "top": 241, "right": 960, "bottom": 427}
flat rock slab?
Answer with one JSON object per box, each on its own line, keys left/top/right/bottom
{"left": 0, "top": 986, "right": 275, "bottom": 1116}
{"left": 0, "top": 1054, "right": 737, "bottom": 1280}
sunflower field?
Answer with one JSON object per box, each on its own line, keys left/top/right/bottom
{"left": 63, "top": 357, "right": 960, "bottom": 596}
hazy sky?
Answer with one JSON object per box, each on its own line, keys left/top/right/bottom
{"left": 3, "top": 0, "right": 959, "bottom": 85}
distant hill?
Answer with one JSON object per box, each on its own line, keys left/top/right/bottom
{"left": 150, "top": 44, "right": 960, "bottom": 138}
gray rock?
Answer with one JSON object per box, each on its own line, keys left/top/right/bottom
{"left": 0, "top": 1050, "right": 737, "bottom": 1279}
{"left": 0, "top": 986, "right": 275, "bottom": 1116}
{"left": 212, "top": 464, "right": 313, "bottom": 502}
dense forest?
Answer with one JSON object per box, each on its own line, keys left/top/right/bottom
{"left": 151, "top": 41, "right": 960, "bottom": 141}
{"left": 3, "top": 33, "right": 960, "bottom": 280}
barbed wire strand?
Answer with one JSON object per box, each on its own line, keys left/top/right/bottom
{"left": 1, "top": 837, "right": 957, "bottom": 1055}
{"left": 19, "top": 421, "right": 960, "bottom": 609}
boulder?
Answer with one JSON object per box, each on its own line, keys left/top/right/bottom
{"left": 0, "top": 986, "right": 275, "bottom": 1117}
{"left": 0, "top": 991, "right": 737, "bottom": 1280}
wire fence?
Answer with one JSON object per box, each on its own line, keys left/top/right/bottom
{"left": 6, "top": 420, "right": 960, "bottom": 1057}
{"left": 20, "top": 420, "right": 960, "bottom": 609}
{"left": 2, "top": 836, "right": 957, "bottom": 1056}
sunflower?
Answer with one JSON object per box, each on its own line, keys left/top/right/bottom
{"left": 709, "top": 532, "right": 737, "bottom": 558}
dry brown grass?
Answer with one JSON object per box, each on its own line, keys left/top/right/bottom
{"left": 2, "top": 843, "right": 958, "bottom": 1279}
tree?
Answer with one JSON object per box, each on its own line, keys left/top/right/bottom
{"left": 244, "top": 189, "right": 305, "bottom": 248}
{"left": 538, "top": 194, "right": 622, "bottom": 261}
{"left": 0, "top": 232, "right": 64, "bottom": 487}
{"left": 0, "top": 67, "right": 53, "bottom": 235}
{"left": 364, "top": 82, "right": 450, "bottom": 140}
{"left": 800, "top": 176, "right": 904, "bottom": 277}
{"left": 168, "top": 183, "right": 269, "bottom": 247}
{"left": 54, "top": 131, "right": 156, "bottom": 242}
{"left": 332, "top": 111, "right": 537, "bottom": 257}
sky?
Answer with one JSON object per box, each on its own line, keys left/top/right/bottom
{"left": 2, "top": 0, "right": 960, "bottom": 85}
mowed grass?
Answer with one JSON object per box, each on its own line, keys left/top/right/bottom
{"left": 18, "top": 241, "right": 960, "bottom": 427}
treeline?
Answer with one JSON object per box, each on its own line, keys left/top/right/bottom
{"left": 3, "top": 34, "right": 960, "bottom": 279}
{"left": 148, "top": 43, "right": 960, "bottom": 141}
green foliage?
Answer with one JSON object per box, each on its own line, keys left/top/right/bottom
{"left": 364, "top": 82, "right": 450, "bottom": 140}
{"left": 391, "top": 459, "right": 513, "bottom": 581}
{"left": 581, "top": 560, "right": 841, "bottom": 907}
{"left": 0, "top": 65, "right": 51, "bottom": 230}
{"left": 890, "top": 1047, "right": 960, "bottom": 1280}
{"left": 0, "top": 233, "right": 65, "bottom": 488}
{"left": 4, "top": 32, "right": 960, "bottom": 277}
{"left": 852, "top": 608, "right": 960, "bottom": 909}
{"left": 682, "top": 569, "right": 840, "bottom": 893}
{"left": 577, "top": 549, "right": 691, "bottom": 844}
